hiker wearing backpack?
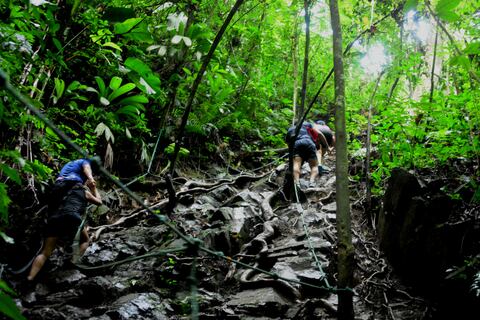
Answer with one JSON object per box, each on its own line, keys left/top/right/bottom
{"left": 286, "top": 122, "right": 320, "bottom": 189}
{"left": 313, "top": 120, "right": 335, "bottom": 171}
{"left": 27, "top": 158, "right": 102, "bottom": 281}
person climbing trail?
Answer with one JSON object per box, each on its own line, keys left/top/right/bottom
{"left": 313, "top": 120, "right": 335, "bottom": 173}
{"left": 286, "top": 121, "right": 327, "bottom": 189}
{"left": 27, "top": 158, "right": 102, "bottom": 281}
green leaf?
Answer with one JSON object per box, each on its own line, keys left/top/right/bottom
{"left": 435, "top": 0, "right": 461, "bottom": 14}
{"left": 450, "top": 55, "right": 471, "bottom": 70}
{"left": 114, "top": 18, "right": 143, "bottom": 34}
{"left": 66, "top": 81, "right": 81, "bottom": 92}
{"left": 0, "top": 232, "right": 14, "bottom": 244}
{"left": 0, "top": 280, "right": 16, "bottom": 295}
{"left": 52, "top": 38, "right": 62, "bottom": 51}
{"left": 102, "top": 42, "right": 122, "bottom": 51}
{"left": 171, "top": 35, "right": 182, "bottom": 44}
{"left": 94, "top": 122, "right": 107, "bottom": 137}
{"left": 464, "top": 43, "right": 480, "bottom": 55}
{"left": 138, "top": 74, "right": 161, "bottom": 95}
{"left": 124, "top": 57, "right": 152, "bottom": 76}
{"left": 95, "top": 77, "right": 106, "bottom": 97}
{"left": 403, "top": 0, "right": 418, "bottom": 13}
{"left": 100, "top": 97, "right": 110, "bottom": 106}
{"left": 438, "top": 11, "right": 459, "bottom": 22}
{"left": 435, "top": 0, "right": 461, "bottom": 22}
{"left": 116, "top": 105, "right": 141, "bottom": 119}
{"left": 473, "top": 187, "right": 480, "bottom": 203}
{"left": 109, "top": 76, "right": 123, "bottom": 91}
{"left": 0, "top": 183, "right": 11, "bottom": 224}
{"left": 0, "top": 164, "right": 21, "bottom": 185}
{"left": 53, "top": 78, "right": 65, "bottom": 104}
{"left": 124, "top": 23, "right": 153, "bottom": 43}
{"left": 108, "top": 83, "right": 136, "bottom": 101}
{"left": 117, "top": 95, "right": 149, "bottom": 105}
{"left": 0, "top": 291, "right": 27, "bottom": 320}
{"left": 95, "top": 123, "right": 114, "bottom": 143}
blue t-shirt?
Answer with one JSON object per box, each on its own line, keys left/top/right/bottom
{"left": 57, "top": 159, "right": 91, "bottom": 183}
{"left": 286, "top": 122, "right": 313, "bottom": 142}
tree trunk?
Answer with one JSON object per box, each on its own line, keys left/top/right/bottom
{"left": 292, "top": 12, "right": 300, "bottom": 125}
{"left": 298, "top": 0, "right": 310, "bottom": 122}
{"left": 328, "top": 0, "right": 354, "bottom": 319}
{"left": 170, "top": 0, "right": 246, "bottom": 175}
{"left": 365, "top": 73, "right": 383, "bottom": 217}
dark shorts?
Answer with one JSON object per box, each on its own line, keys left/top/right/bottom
{"left": 293, "top": 137, "right": 317, "bottom": 162}
{"left": 44, "top": 212, "right": 82, "bottom": 240}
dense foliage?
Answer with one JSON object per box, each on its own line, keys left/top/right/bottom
{"left": 0, "top": 0, "right": 479, "bottom": 318}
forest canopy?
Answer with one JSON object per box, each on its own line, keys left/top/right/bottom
{"left": 0, "top": 0, "right": 478, "bottom": 257}
{"left": 1, "top": 0, "right": 479, "bottom": 319}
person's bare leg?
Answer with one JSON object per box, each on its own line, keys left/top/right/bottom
{"left": 293, "top": 156, "right": 303, "bottom": 185}
{"left": 27, "top": 237, "right": 57, "bottom": 281}
{"left": 79, "top": 227, "right": 90, "bottom": 256}
{"left": 317, "top": 147, "right": 324, "bottom": 166}
{"left": 308, "top": 159, "right": 319, "bottom": 184}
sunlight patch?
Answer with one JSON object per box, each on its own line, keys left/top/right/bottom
{"left": 360, "top": 43, "right": 389, "bottom": 76}
{"left": 404, "top": 11, "right": 433, "bottom": 44}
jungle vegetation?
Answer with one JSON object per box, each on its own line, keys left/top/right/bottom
{"left": 1, "top": 0, "right": 479, "bottom": 319}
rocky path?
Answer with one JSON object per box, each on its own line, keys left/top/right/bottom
{"left": 5, "top": 152, "right": 429, "bottom": 319}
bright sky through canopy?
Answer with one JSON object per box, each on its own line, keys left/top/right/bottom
{"left": 360, "top": 43, "right": 389, "bottom": 76}
{"left": 404, "top": 11, "right": 433, "bottom": 44}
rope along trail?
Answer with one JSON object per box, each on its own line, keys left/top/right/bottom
{"left": 1, "top": 69, "right": 352, "bottom": 319}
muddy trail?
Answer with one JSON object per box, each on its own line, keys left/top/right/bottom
{"left": 2, "top": 152, "right": 472, "bottom": 319}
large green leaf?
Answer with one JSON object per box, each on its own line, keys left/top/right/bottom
{"left": 94, "top": 122, "right": 115, "bottom": 143}
{"left": 124, "top": 57, "right": 152, "bottom": 76}
{"left": 0, "top": 183, "right": 11, "bottom": 224}
{"left": 109, "top": 76, "right": 123, "bottom": 91}
{"left": 116, "top": 105, "right": 142, "bottom": 119}
{"left": 108, "top": 83, "right": 136, "bottom": 101}
{"left": 102, "top": 42, "right": 122, "bottom": 52}
{"left": 138, "top": 74, "right": 161, "bottom": 95}
{"left": 53, "top": 78, "right": 65, "bottom": 104}
{"left": 0, "top": 281, "right": 16, "bottom": 296}
{"left": 403, "top": 0, "right": 418, "bottom": 13}
{"left": 435, "top": 0, "right": 461, "bottom": 22}
{"left": 117, "top": 95, "right": 149, "bottom": 105}
{"left": 114, "top": 18, "right": 143, "bottom": 35}
{"left": 0, "top": 291, "right": 27, "bottom": 320}
{"left": 450, "top": 55, "right": 471, "bottom": 70}
{"left": 0, "top": 164, "right": 20, "bottom": 185}
{"left": 124, "top": 23, "right": 153, "bottom": 43}
{"left": 464, "top": 43, "right": 480, "bottom": 55}
{"left": 95, "top": 77, "right": 106, "bottom": 97}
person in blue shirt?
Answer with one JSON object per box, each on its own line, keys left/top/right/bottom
{"left": 286, "top": 122, "right": 323, "bottom": 189}
{"left": 27, "top": 158, "right": 102, "bottom": 281}
{"left": 57, "top": 158, "right": 97, "bottom": 188}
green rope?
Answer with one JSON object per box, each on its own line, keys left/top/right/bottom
{"left": 200, "top": 246, "right": 353, "bottom": 293}
{"left": 0, "top": 69, "right": 194, "bottom": 247}
{"left": 189, "top": 256, "right": 199, "bottom": 320}
{"left": 294, "top": 184, "right": 331, "bottom": 288}
{"left": 0, "top": 68, "right": 354, "bottom": 295}
{"left": 74, "top": 247, "right": 187, "bottom": 270}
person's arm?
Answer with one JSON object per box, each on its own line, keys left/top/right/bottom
{"left": 82, "top": 162, "right": 96, "bottom": 190}
{"left": 85, "top": 186, "right": 102, "bottom": 206}
{"left": 315, "top": 129, "right": 329, "bottom": 149}
{"left": 328, "top": 133, "right": 336, "bottom": 153}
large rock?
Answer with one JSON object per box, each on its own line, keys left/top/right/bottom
{"left": 225, "top": 287, "right": 292, "bottom": 317}
{"left": 377, "top": 168, "right": 460, "bottom": 288}
{"left": 106, "top": 292, "right": 168, "bottom": 320}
